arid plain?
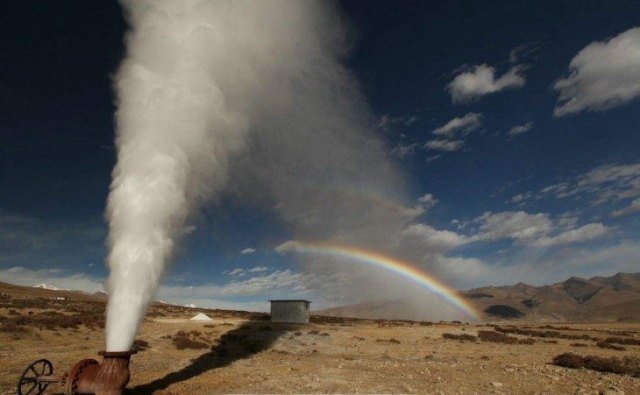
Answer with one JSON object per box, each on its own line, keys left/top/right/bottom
{"left": 1, "top": 281, "right": 639, "bottom": 395}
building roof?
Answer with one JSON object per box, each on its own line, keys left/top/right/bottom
{"left": 269, "top": 299, "right": 311, "bottom": 303}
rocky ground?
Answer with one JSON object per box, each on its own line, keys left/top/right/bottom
{"left": 1, "top": 285, "right": 639, "bottom": 394}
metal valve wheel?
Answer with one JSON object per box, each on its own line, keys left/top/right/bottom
{"left": 16, "top": 359, "right": 53, "bottom": 395}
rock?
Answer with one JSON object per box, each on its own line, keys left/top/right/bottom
{"left": 491, "top": 382, "right": 503, "bottom": 388}
{"left": 601, "top": 386, "right": 624, "bottom": 395}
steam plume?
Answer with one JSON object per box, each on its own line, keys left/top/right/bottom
{"left": 105, "top": 0, "right": 404, "bottom": 351}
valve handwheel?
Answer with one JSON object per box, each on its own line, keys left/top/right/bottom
{"left": 16, "top": 359, "right": 53, "bottom": 395}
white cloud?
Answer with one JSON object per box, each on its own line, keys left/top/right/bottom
{"left": 471, "top": 211, "right": 553, "bottom": 242}
{"left": 426, "top": 155, "right": 442, "bottom": 163}
{"left": 424, "top": 139, "right": 464, "bottom": 152}
{"left": 537, "top": 162, "right": 640, "bottom": 206}
{"left": 390, "top": 143, "right": 417, "bottom": 159}
{"left": 432, "top": 113, "right": 483, "bottom": 138}
{"left": 228, "top": 268, "right": 246, "bottom": 276}
{"left": 249, "top": 266, "right": 269, "bottom": 273}
{"left": 433, "top": 255, "right": 492, "bottom": 284}
{"left": 508, "top": 191, "right": 533, "bottom": 204}
{"left": 240, "top": 247, "right": 256, "bottom": 255}
{"left": 402, "top": 224, "right": 469, "bottom": 253}
{"left": 159, "top": 269, "right": 319, "bottom": 299}
{"left": 509, "top": 42, "right": 542, "bottom": 63}
{"left": 557, "top": 214, "right": 579, "bottom": 229}
{"left": 404, "top": 116, "right": 419, "bottom": 126}
{"left": 417, "top": 193, "right": 438, "bottom": 209}
{"left": 447, "top": 64, "right": 526, "bottom": 103}
{"left": 611, "top": 197, "right": 640, "bottom": 217}
{"left": 275, "top": 240, "right": 303, "bottom": 254}
{"left": 554, "top": 27, "right": 640, "bottom": 116}
{"left": 530, "top": 223, "right": 611, "bottom": 247}
{"left": 508, "top": 122, "right": 534, "bottom": 137}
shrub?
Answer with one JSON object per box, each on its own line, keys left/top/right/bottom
{"left": 553, "top": 353, "right": 640, "bottom": 377}
{"left": 442, "top": 333, "right": 477, "bottom": 342}
{"left": 171, "top": 331, "right": 209, "bottom": 350}
{"left": 553, "top": 353, "right": 585, "bottom": 369}
{"left": 597, "top": 342, "right": 626, "bottom": 351}
{"left": 478, "top": 330, "right": 534, "bottom": 345}
{"left": 0, "top": 323, "right": 29, "bottom": 334}
{"left": 571, "top": 343, "right": 589, "bottom": 347}
{"left": 605, "top": 337, "right": 640, "bottom": 346}
{"left": 494, "top": 326, "right": 600, "bottom": 341}
{"left": 376, "top": 338, "right": 400, "bottom": 344}
{"left": 132, "top": 339, "right": 150, "bottom": 352}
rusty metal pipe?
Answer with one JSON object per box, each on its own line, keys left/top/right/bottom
{"left": 62, "top": 351, "right": 136, "bottom": 395}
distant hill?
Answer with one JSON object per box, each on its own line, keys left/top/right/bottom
{"left": 0, "top": 281, "right": 106, "bottom": 302}
{"left": 315, "top": 272, "right": 640, "bottom": 322}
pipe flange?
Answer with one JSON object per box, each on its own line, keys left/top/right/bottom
{"left": 64, "top": 359, "right": 98, "bottom": 395}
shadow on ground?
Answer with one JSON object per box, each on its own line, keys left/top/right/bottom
{"left": 128, "top": 321, "right": 297, "bottom": 395}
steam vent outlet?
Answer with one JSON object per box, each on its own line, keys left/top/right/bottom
{"left": 17, "top": 350, "right": 137, "bottom": 395}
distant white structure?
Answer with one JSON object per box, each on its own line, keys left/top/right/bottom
{"left": 270, "top": 300, "right": 310, "bottom": 324}
{"left": 190, "top": 313, "right": 213, "bottom": 321}
{"left": 184, "top": 303, "right": 196, "bottom": 308}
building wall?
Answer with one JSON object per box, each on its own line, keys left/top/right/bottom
{"left": 270, "top": 301, "right": 310, "bottom": 323}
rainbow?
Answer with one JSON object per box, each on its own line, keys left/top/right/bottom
{"left": 286, "top": 242, "right": 480, "bottom": 320}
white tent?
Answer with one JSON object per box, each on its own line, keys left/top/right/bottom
{"left": 190, "top": 313, "right": 213, "bottom": 321}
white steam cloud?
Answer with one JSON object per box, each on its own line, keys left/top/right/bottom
{"left": 105, "top": 0, "right": 408, "bottom": 351}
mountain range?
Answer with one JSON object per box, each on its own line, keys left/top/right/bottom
{"left": 316, "top": 272, "right": 640, "bottom": 322}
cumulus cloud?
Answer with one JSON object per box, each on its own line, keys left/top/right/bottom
{"left": 554, "top": 27, "right": 640, "bottom": 116}
{"left": 432, "top": 113, "right": 483, "bottom": 138}
{"left": 530, "top": 223, "right": 611, "bottom": 247}
{"left": 275, "top": 240, "right": 303, "bottom": 254}
{"left": 447, "top": 64, "right": 526, "bottom": 103}
{"left": 249, "top": 266, "right": 269, "bottom": 273}
{"left": 424, "top": 139, "right": 464, "bottom": 152}
{"left": 240, "top": 248, "right": 256, "bottom": 255}
{"left": 471, "top": 211, "right": 553, "bottom": 242}
{"left": 508, "top": 122, "right": 534, "bottom": 137}
{"left": 401, "top": 224, "right": 469, "bottom": 253}
{"left": 417, "top": 193, "right": 439, "bottom": 209}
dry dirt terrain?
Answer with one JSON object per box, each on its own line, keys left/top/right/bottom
{"left": 1, "top": 282, "right": 640, "bottom": 395}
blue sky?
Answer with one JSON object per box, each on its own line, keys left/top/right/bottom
{"left": 1, "top": 1, "right": 639, "bottom": 312}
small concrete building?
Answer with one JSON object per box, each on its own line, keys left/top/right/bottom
{"left": 269, "top": 300, "right": 311, "bottom": 323}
